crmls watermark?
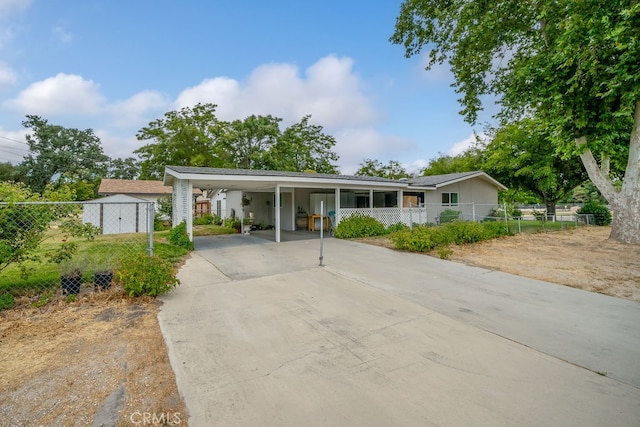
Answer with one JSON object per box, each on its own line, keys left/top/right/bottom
{"left": 129, "top": 411, "right": 182, "bottom": 425}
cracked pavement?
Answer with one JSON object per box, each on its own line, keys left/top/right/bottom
{"left": 158, "top": 234, "right": 640, "bottom": 426}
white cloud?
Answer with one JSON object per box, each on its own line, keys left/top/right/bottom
{"left": 175, "top": 55, "right": 377, "bottom": 128}
{"left": 108, "top": 90, "right": 170, "bottom": 128}
{"left": 333, "top": 127, "right": 416, "bottom": 175}
{"left": 0, "top": 127, "right": 30, "bottom": 163}
{"left": 0, "top": 0, "right": 31, "bottom": 14}
{"left": 402, "top": 159, "right": 429, "bottom": 175}
{"left": 0, "top": 62, "right": 17, "bottom": 88}
{"left": 52, "top": 24, "right": 73, "bottom": 43}
{"left": 2, "top": 73, "right": 105, "bottom": 115}
{"left": 447, "top": 132, "right": 482, "bottom": 156}
{"left": 94, "top": 129, "right": 140, "bottom": 160}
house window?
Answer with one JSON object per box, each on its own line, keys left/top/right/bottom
{"left": 441, "top": 192, "right": 458, "bottom": 206}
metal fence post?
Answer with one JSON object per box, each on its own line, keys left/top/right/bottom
{"left": 148, "top": 202, "right": 154, "bottom": 256}
{"left": 503, "top": 202, "right": 509, "bottom": 233}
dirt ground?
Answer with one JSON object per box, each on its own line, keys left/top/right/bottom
{"left": 1, "top": 226, "right": 638, "bottom": 426}
{"left": 0, "top": 287, "right": 187, "bottom": 427}
{"left": 358, "top": 226, "right": 640, "bottom": 303}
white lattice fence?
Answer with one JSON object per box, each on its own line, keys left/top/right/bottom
{"left": 339, "top": 208, "right": 400, "bottom": 227}
{"left": 339, "top": 207, "right": 438, "bottom": 227}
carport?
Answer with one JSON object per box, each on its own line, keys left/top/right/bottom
{"left": 162, "top": 166, "right": 405, "bottom": 242}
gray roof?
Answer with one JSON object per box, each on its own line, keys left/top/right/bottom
{"left": 165, "top": 166, "right": 400, "bottom": 183}
{"left": 408, "top": 171, "right": 487, "bottom": 188}
{"left": 165, "top": 166, "right": 506, "bottom": 191}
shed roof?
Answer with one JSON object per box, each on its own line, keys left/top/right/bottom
{"left": 99, "top": 178, "right": 201, "bottom": 196}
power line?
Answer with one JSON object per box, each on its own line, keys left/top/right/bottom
{"left": 0, "top": 142, "right": 30, "bottom": 154}
{"left": 0, "top": 135, "right": 28, "bottom": 145}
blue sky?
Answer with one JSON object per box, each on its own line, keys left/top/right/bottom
{"left": 0, "top": 0, "right": 487, "bottom": 174}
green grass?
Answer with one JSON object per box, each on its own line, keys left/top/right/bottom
{"left": 507, "top": 219, "right": 581, "bottom": 233}
{"left": 192, "top": 224, "right": 238, "bottom": 236}
{"left": 0, "top": 230, "right": 189, "bottom": 295}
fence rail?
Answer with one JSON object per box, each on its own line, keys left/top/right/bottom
{"left": 338, "top": 204, "right": 596, "bottom": 231}
{"left": 0, "top": 201, "right": 154, "bottom": 298}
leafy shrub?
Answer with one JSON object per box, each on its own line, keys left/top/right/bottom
{"left": 532, "top": 210, "right": 546, "bottom": 221}
{"left": 577, "top": 201, "right": 612, "bottom": 226}
{"left": 439, "top": 209, "right": 461, "bottom": 223}
{"left": 334, "top": 215, "right": 386, "bottom": 238}
{"left": 168, "top": 221, "right": 194, "bottom": 250}
{"left": 386, "top": 222, "right": 409, "bottom": 233}
{"left": 390, "top": 220, "right": 509, "bottom": 253}
{"left": 442, "top": 221, "right": 488, "bottom": 244}
{"left": 193, "top": 214, "right": 214, "bottom": 225}
{"left": 154, "top": 213, "right": 171, "bottom": 231}
{"left": 391, "top": 226, "right": 450, "bottom": 252}
{"left": 223, "top": 217, "right": 241, "bottom": 232}
{"left": 0, "top": 293, "right": 15, "bottom": 310}
{"left": 510, "top": 207, "right": 522, "bottom": 218}
{"left": 115, "top": 253, "right": 180, "bottom": 297}
{"left": 212, "top": 214, "right": 223, "bottom": 225}
{"left": 481, "top": 221, "right": 511, "bottom": 239}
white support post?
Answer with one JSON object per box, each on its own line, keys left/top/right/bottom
{"left": 186, "top": 181, "right": 193, "bottom": 241}
{"left": 398, "top": 189, "right": 403, "bottom": 224}
{"left": 275, "top": 184, "right": 281, "bottom": 243}
{"left": 369, "top": 189, "right": 374, "bottom": 215}
{"left": 334, "top": 187, "right": 341, "bottom": 226}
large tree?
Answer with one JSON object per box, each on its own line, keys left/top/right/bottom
{"left": 0, "top": 162, "right": 24, "bottom": 182}
{"left": 354, "top": 158, "right": 410, "bottom": 179}
{"left": 265, "top": 115, "right": 339, "bottom": 173}
{"left": 221, "top": 114, "right": 281, "bottom": 170}
{"left": 107, "top": 157, "right": 140, "bottom": 180}
{"left": 481, "top": 119, "right": 588, "bottom": 215}
{"left": 20, "top": 116, "right": 110, "bottom": 194}
{"left": 135, "top": 103, "right": 227, "bottom": 179}
{"left": 392, "top": 0, "right": 640, "bottom": 243}
{"left": 136, "top": 106, "right": 341, "bottom": 175}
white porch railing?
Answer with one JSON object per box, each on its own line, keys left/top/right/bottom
{"left": 338, "top": 203, "right": 504, "bottom": 227}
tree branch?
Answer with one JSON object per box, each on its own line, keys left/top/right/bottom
{"left": 576, "top": 136, "right": 617, "bottom": 202}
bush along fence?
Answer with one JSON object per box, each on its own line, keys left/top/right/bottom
{"left": 337, "top": 203, "right": 598, "bottom": 233}
{"left": 0, "top": 200, "right": 177, "bottom": 308}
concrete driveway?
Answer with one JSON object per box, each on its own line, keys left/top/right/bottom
{"left": 158, "top": 234, "right": 640, "bottom": 426}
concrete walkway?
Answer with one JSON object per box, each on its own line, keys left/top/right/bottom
{"left": 158, "top": 235, "right": 640, "bottom": 426}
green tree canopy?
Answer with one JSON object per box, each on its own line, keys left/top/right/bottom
{"left": 391, "top": 0, "right": 640, "bottom": 243}
{"left": 355, "top": 158, "right": 410, "bottom": 179}
{"left": 480, "top": 119, "right": 588, "bottom": 214}
{"left": 135, "top": 104, "right": 340, "bottom": 176}
{"left": 107, "top": 157, "right": 140, "bottom": 180}
{"left": 265, "top": 115, "right": 339, "bottom": 173}
{"left": 19, "top": 116, "right": 110, "bottom": 194}
{"left": 135, "top": 103, "right": 227, "bottom": 179}
{"left": 0, "top": 162, "right": 24, "bottom": 183}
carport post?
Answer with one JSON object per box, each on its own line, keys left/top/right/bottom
{"left": 275, "top": 184, "right": 281, "bottom": 243}
{"left": 319, "top": 200, "right": 324, "bottom": 266}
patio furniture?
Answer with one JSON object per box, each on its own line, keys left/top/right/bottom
{"left": 308, "top": 214, "right": 330, "bottom": 232}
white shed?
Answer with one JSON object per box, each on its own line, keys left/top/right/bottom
{"left": 83, "top": 194, "right": 152, "bottom": 235}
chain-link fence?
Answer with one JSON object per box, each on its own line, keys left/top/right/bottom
{"left": 0, "top": 201, "right": 154, "bottom": 298}
{"left": 337, "top": 203, "right": 596, "bottom": 234}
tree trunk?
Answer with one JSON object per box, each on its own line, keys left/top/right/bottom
{"left": 545, "top": 201, "right": 556, "bottom": 220}
{"left": 609, "top": 198, "right": 640, "bottom": 244}
{"left": 576, "top": 99, "right": 640, "bottom": 244}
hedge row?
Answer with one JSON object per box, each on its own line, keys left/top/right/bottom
{"left": 390, "top": 221, "right": 510, "bottom": 252}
